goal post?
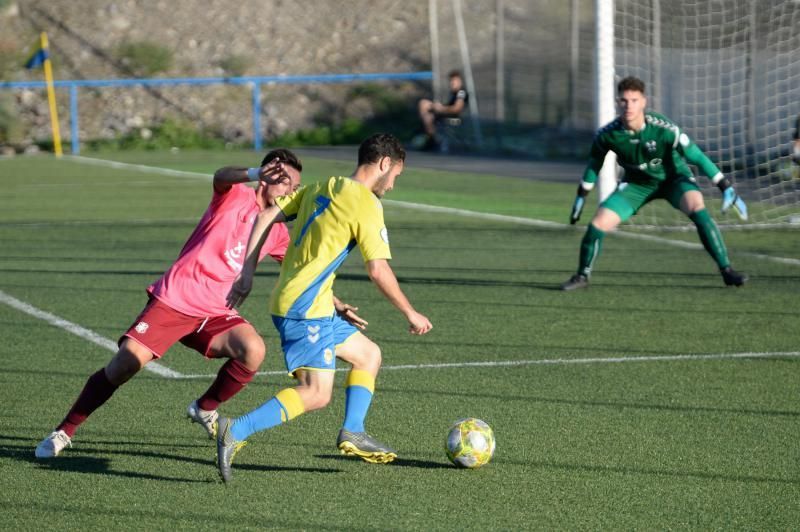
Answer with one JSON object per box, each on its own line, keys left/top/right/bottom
{"left": 597, "top": 0, "right": 800, "bottom": 228}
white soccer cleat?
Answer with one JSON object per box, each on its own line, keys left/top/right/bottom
{"left": 187, "top": 400, "right": 219, "bottom": 439}
{"left": 35, "top": 430, "right": 72, "bottom": 459}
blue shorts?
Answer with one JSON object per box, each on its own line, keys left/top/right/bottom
{"left": 272, "top": 314, "right": 359, "bottom": 375}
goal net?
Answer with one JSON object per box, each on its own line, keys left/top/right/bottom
{"left": 612, "top": 0, "right": 800, "bottom": 229}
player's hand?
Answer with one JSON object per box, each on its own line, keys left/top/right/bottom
{"left": 569, "top": 195, "right": 585, "bottom": 224}
{"left": 226, "top": 273, "right": 253, "bottom": 309}
{"left": 721, "top": 185, "right": 748, "bottom": 221}
{"left": 335, "top": 301, "right": 368, "bottom": 330}
{"left": 406, "top": 311, "right": 432, "bottom": 335}
{"left": 257, "top": 158, "right": 290, "bottom": 185}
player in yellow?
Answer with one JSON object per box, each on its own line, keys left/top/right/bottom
{"left": 217, "top": 133, "right": 432, "bottom": 482}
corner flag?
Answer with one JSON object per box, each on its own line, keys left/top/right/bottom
{"left": 25, "top": 33, "right": 63, "bottom": 157}
{"left": 24, "top": 46, "right": 48, "bottom": 70}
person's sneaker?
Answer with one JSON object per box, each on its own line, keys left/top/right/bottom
{"left": 216, "top": 417, "right": 246, "bottom": 483}
{"left": 187, "top": 400, "right": 218, "bottom": 439}
{"left": 35, "top": 430, "right": 71, "bottom": 459}
{"left": 337, "top": 429, "right": 397, "bottom": 464}
{"left": 560, "top": 273, "right": 589, "bottom": 291}
{"left": 721, "top": 267, "right": 748, "bottom": 287}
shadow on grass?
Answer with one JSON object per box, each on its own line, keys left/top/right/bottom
{"left": 0, "top": 441, "right": 343, "bottom": 480}
{"left": 315, "top": 453, "right": 451, "bottom": 469}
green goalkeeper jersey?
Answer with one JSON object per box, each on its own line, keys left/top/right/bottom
{"left": 581, "top": 111, "right": 723, "bottom": 188}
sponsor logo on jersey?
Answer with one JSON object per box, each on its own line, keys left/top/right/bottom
{"left": 648, "top": 158, "right": 663, "bottom": 168}
{"left": 135, "top": 321, "right": 149, "bottom": 334}
{"left": 380, "top": 227, "right": 389, "bottom": 244}
{"left": 645, "top": 140, "right": 657, "bottom": 153}
{"left": 307, "top": 325, "right": 321, "bottom": 344}
{"left": 679, "top": 133, "right": 691, "bottom": 147}
{"left": 224, "top": 241, "right": 246, "bottom": 272}
{"left": 324, "top": 348, "right": 333, "bottom": 364}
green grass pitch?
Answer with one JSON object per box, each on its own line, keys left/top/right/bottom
{"left": 0, "top": 151, "right": 798, "bottom": 530}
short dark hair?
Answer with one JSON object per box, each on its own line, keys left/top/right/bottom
{"left": 357, "top": 133, "right": 406, "bottom": 166}
{"left": 617, "top": 76, "right": 646, "bottom": 95}
{"left": 448, "top": 70, "right": 462, "bottom": 79}
{"left": 260, "top": 148, "right": 302, "bottom": 172}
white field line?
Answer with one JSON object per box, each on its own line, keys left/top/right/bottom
{"left": 179, "top": 350, "right": 800, "bottom": 380}
{"left": 5, "top": 156, "right": 797, "bottom": 380}
{"left": 63, "top": 155, "right": 800, "bottom": 267}
{"left": 0, "top": 289, "right": 182, "bottom": 379}
{"left": 64, "top": 155, "right": 212, "bottom": 180}
{"left": 2, "top": 288, "right": 797, "bottom": 380}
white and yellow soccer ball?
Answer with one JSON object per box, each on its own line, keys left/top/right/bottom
{"left": 445, "top": 418, "right": 495, "bottom": 468}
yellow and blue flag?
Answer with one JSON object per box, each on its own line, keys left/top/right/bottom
{"left": 24, "top": 44, "right": 48, "bottom": 69}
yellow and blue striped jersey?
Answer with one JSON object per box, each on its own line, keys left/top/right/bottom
{"left": 270, "top": 176, "right": 391, "bottom": 319}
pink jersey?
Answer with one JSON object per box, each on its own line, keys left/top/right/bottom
{"left": 148, "top": 183, "right": 289, "bottom": 317}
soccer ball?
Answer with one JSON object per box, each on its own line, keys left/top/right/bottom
{"left": 445, "top": 418, "right": 495, "bottom": 468}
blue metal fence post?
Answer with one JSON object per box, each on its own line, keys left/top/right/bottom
{"left": 251, "top": 82, "right": 262, "bottom": 151}
{"left": 69, "top": 83, "right": 79, "bottom": 154}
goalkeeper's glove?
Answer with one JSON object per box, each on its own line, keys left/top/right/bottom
{"left": 569, "top": 185, "right": 590, "bottom": 224}
{"left": 718, "top": 177, "right": 748, "bottom": 221}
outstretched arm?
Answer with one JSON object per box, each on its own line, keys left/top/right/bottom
{"left": 365, "top": 259, "right": 432, "bottom": 335}
{"left": 226, "top": 205, "right": 286, "bottom": 308}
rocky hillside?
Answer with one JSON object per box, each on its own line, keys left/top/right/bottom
{"left": 1, "top": 0, "right": 436, "bottom": 147}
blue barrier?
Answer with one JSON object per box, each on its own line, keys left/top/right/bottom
{"left": 0, "top": 71, "right": 433, "bottom": 153}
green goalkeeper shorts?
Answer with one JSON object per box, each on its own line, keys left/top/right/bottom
{"left": 601, "top": 175, "right": 701, "bottom": 222}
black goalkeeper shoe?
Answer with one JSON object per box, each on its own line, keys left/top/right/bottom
{"left": 721, "top": 267, "right": 748, "bottom": 287}
{"left": 560, "top": 274, "right": 589, "bottom": 291}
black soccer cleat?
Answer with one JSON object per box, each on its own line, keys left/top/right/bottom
{"left": 560, "top": 274, "right": 589, "bottom": 291}
{"left": 720, "top": 267, "right": 748, "bottom": 287}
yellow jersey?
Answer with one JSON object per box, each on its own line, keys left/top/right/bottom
{"left": 270, "top": 176, "right": 392, "bottom": 319}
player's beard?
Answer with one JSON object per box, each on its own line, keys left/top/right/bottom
{"left": 373, "top": 171, "right": 391, "bottom": 198}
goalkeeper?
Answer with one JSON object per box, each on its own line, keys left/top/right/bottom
{"left": 561, "top": 76, "right": 748, "bottom": 291}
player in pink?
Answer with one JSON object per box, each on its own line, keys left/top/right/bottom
{"left": 34, "top": 149, "right": 304, "bottom": 459}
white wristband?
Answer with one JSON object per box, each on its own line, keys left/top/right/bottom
{"left": 247, "top": 168, "right": 260, "bottom": 181}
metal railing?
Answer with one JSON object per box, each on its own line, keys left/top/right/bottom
{"left": 0, "top": 71, "right": 433, "bottom": 154}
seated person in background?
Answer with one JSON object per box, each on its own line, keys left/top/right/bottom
{"left": 417, "top": 70, "right": 469, "bottom": 150}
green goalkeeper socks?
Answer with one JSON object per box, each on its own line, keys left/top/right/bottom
{"left": 690, "top": 209, "right": 730, "bottom": 268}
{"left": 578, "top": 224, "right": 605, "bottom": 276}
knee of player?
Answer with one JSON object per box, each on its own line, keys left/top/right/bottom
{"left": 235, "top": 337, "right": 266, "bottom": 368}
{"left": 304, "top": 389, "right": 333, "bottom": 411}
{"left": 245, "top": 341, "right": 266, "bottom": 365}
{"left": 367, "top": 343, "right": 382, "bottom": 367}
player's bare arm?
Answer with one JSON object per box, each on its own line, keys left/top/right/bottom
{"left": 226, "top": 204, "right": 286, "bottom": 308}
{"left": 365, "top": 259, "right": 432, "bottom": 335}
{"left": 213, "top": 158, "right": 291, "bottom": 193}
{"left": 433, "top": 98, "right": 465, "bottom": 115}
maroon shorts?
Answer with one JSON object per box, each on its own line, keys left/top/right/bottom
{"left": 121, "top": 297, "right": 250, "bottom": 358}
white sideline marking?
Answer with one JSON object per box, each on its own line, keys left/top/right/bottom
{"left": 1, "top": 288, "right": 796, "bottom": 381}
{"left": 64, "top": 155, "right": 212, "bottom": 180}
{"left": 61, "top": 155, "right": 799, "bottom": 267}
{"left": 174, "top": 350, "right": 800, "bottom": 380}
{"left": 0, "top": 290, "right": 183, "bottom": 379}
